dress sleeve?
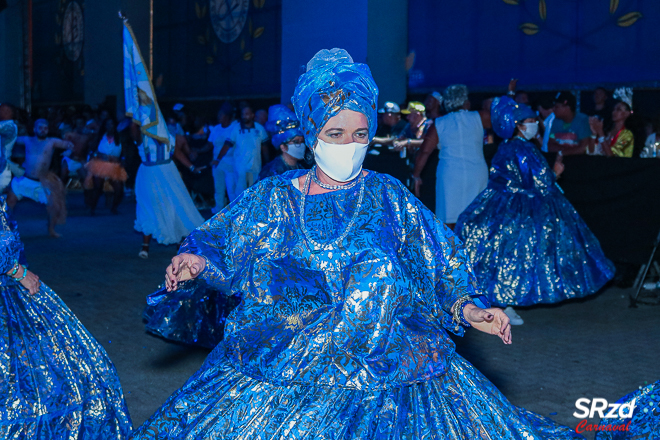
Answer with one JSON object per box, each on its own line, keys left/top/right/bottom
{"left": 178, "top": 183, "right": 262, "bottom": 293}
{"left": 0, "top": 231, "right": 22, "bottom": 274}
{"left": 396, "top": 181, "right": 488, "bottom": 336}
{"left": 611, "top": 130, "right": 634, "bottom": 157}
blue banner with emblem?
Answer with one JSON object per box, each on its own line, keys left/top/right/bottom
{"left": 408, "top": 0, "right": 660, "bottom": 92}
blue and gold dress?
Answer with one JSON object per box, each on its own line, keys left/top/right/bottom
{"left": 0, "top": 197, "right": 132, "bottom": 439}
{"left": 456, "top": 138, "right": 615, "bottom": 307}
{"left": 133, "top": 170, "right": 580, "bottom": 439}
{"left": 595, "top": 380, "right": 659, "bottom": 439}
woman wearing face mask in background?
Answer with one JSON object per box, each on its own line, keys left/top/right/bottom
{"left": 132, "top": 50, "right": 584, "bottom": 440}
{"left": 258, "top": 104, "right": 306, "bottom": 181}
{"left": 455, "top": 96, "right": 614, "bottom": 326}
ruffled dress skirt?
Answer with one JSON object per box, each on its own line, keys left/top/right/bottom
{"left": 134, "top": 161, "right": 204, "bottom": 245}
{"left": 0, "top": 279, "right": 132, "bottom": 439}
{"left": 132, "top": 343, "right": 581, "bottom": 439}
{"left": 143, "top": 283, "right": 241, "bottom": 348}
{"left": 85, "top": 158, "right": 129, "bottom": 182}
{"left": 456, "top": 187, "right": 615, "bottom": 307}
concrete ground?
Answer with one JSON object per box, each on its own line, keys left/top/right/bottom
{"left": 12, "top": 192, "right": 659, "bottom": 439}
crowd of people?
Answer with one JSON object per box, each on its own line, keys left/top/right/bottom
{"left": 0, "top": 46, "right": 659, "bottom": 438}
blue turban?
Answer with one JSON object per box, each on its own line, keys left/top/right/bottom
{"left": 292, "top": 48, "right": 379, "bottom": 148}
{"left": 491, "top": 96, "right": 536, "bottom": 139}
{"left": 264, "top": 104, "right": 303, "bottom": 147}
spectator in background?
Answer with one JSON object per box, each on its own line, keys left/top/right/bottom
{"left": 172, "top": 103, "right": 187, "bottom": 136}
{"left": 259, "top": 104, "right": 305, "bottom": 181}
{"left": 548, "top": 92, "right": 590, "bottom": 155}
{"left": 217, "top": 105, "right": 268, "bottom": 197}
{"left": 209, "top": 103, "right": 238, "bottom": 212}
{"left": 397, "top": 101, "right": 432, "bottom": 152}
{"left": 423, "top": 91, "right": 443, "bottom": 120}
{"left": 86, "top": 118, "right": 128, "bottom": 215}
{"left": 255, "top": 109, "right": 268, "bottom": 127}
{"left": 589, "top": 88, "right": 642, "bottom": 157}
{"left": 364, "top": 101, "right": 409, "bottom": 184}
{"left": 536, "top": 98, "right": 555, "bottom": 152}
{"left": 413, "top": 84, "right": 487, "bottom": 229}
{"left": 514, "top": 90, "right": 529, "bottom": 105}
{"left": 586, "top": 87, "right": 613, "bottom": 131}
{"left": 61, "top": 115, "right": 92, "bottom": 183}
{"left": 641, "top": 115, "right": 660, "bottom": 157}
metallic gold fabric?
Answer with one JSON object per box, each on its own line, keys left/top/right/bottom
{"left": 134, "top": 170, "right": 580, "bottom": 439}
{"left": 0, "top": 196, "right": 132, "bottom": 438}
{"left": 610, "top": 129, "right": 634, "bottom": 158}
{"left": 595, "top": 380, "right": 660, "bottom": 439}
{"left": 456, "top": 138, "right": 615, "bottom": 306}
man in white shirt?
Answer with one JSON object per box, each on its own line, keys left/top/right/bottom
{"left": 209, "top": 104, "right": 238, "bottom": 213}
{"left": 217, "top": 105, "right": 268, "bottom": 198}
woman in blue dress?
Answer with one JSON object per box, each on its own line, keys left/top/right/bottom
{"left": 132, "top": 49, "right": 581, "bottom": 439}
{"left": 455, "top": 97, "right": 615, "bottom": 325}
{"left": 0, "top": 119, "right": 132, "bottom": 439}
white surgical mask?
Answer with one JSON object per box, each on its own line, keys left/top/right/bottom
{"left": 520, "top": 121, "right": 539, "bottom": 140}
{"left": 285, "top": 142, "right": 306, "bottom": 160}
{"left": 314, "top": 138, "right": 368, "bottom": 182}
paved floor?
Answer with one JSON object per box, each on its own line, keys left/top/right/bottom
{"left": 12, "top": 192, "right": 659, "bottom": 439}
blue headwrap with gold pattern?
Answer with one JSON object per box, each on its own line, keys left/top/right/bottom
{"left": 264, "top": 104, "right": 303, "bottom": 147}
{"left": 491, "top": 96, "right": 536, "bottom": 139}
{"left": 292, "top": 48, "right": 379, "bottom": 148}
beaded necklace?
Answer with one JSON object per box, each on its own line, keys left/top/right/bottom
{"left": 311, "top": 165, "right": 361, "bottom": 191}
{"left": 299, "top": 167, "right": 365, "bottom": 251}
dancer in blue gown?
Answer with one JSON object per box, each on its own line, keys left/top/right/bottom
{"left": 455, "top": 97, "right": 614, "bottom": 324}
{"left": 595, "top": 380, "right": 659, "bottom": 439}
{"left": 132, "top": 49, "right": 581, "bottom": 439}
{"left": 0, "top": 119, "right": 132, "bottom": 439}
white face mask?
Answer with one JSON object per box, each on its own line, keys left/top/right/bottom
{"left": 520, "top": 121, "right": 539, "bottom": 140}
{"left": 285, "top": 142, "right": 306, "bottom": 160}
{"left": 314, "top": 138, "right": 368, "bottom": 182}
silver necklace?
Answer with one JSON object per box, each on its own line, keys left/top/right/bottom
{"left": 299, "top": 168, "right": 365, "bottom": 251}
{"left": 311, "top": 165, "right": 361, "bottom": 191}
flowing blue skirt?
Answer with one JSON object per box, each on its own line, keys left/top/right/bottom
{"left": 0, "top": 279, "right": 132, "bottom": 439}
{"left": 595, "top": 380, "right": 659, "bottom": 439}
{"left": 132, "top": 343, "right": 582, "bottom": 439}
{"left": 456, "top": 187, "right": 615, "bottom": 307}
{"left": 144, "top": 283, "right": 241, "bottom": 348}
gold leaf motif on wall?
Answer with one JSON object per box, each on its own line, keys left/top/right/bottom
{"left": 197, "top": 35, "right": 206, "bottom": 45}
{"left": 243, "top": 52, "right": 252, "bottom": 61}
{"left": 200, "top": 4, "right": 207, "bottom": 18}
{"left": 253, "top": 0, "right": 265, "bottom": 8}
{"left": 539, "top": 0, "right": 547, "bottom": 21}
{"left": 502, "top": 0, "right": 519, "bottom": 5}
{"left": 213, "top": 42, "right": 218, "bottom": 55}
{"left": 195, "top": 2, "right": 202, "bottom": 19}
{"left": 253, "top": 27, "right": 264, "bottom": 38}
{"left": 617, "top": 11, "right": 642, "bottom": 27}
{"left": 519, "top": 22, "right": 539, "bottom": 35}
{"left": 609, "top": 0, "right": 619, "bottom": 14}
{"left": 206, "top": 56, "right": 214, "bottom": 64}
{"left": 240, "top": 38, "right": 245, "bottom": 51}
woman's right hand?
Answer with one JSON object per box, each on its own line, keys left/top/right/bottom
{"left": 19, "top": 269, "right": 40, "bottom": 295}
{"left": 165, "top": 253, "right": 206, "bottom": 292}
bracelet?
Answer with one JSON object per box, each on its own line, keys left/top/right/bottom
{"left": 9, "top": 262, "right": 20, "bottom": 276}
{"left": 189, "top": 165, "right": 195, "bottom": 172}
{"left": 15, "top": 265, "right": 28, "bottom": 282}
{"left": 598, "top": 136, "right": 605, "bottom": 144}
{"left": 407, "top": 139, "right": 411, "bottom": 147}
{"left": 590, "top": 134, "right": 597, "bottom": 139}
{"left": 452, "top": 296, "right": 474, "bottom": 332}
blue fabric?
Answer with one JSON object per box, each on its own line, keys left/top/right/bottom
{"left": 491, "top": 96, "right": 536, "bottom": 140}
{"left": 292, "top": 49, "right": 378, "bottom": 148}
{"left": 595, "top": 380, "right": 660, "bottom": 439}
{"left": 257, "top": 155, "right": 303, "bottom": 182}
{"left": 0, "top": 196, "right": 132, "bottom": 438}
{"left": 134, "top": 170, "right": 579, "bottom": 439}
{"left": 455, "top": 138, "right": 615, "bottom": 306}
{"left": 264, "top": 104, "right": 303, "bottom": 148}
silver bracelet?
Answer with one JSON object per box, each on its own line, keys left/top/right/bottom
{"left": 452, "top": 296, "right": 473, "bottom": 332}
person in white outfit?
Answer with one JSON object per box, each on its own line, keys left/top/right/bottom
{"left": 209, "top": 105, "right": 238, "bottom": 213}
{"left": 216, "top": 105, "right": 268, "bottom": 198}
{"left": 413, "top": 84, "right": 488, "bottom": 229}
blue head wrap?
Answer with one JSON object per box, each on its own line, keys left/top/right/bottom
{"left": 491, "top": 96, "right": 536, "bottom": 139}
{"left": 264, "top": 104, "right": 303, "bottom": 147}
{"left": 292, "top": 48, "right": 379, "bottom": 148}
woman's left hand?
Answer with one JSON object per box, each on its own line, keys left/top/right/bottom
{"left": 463, "top": 304, "right": 512, "bottom": 344}
{"left": 18, "top": 269, "right": 40, "bottom": 295}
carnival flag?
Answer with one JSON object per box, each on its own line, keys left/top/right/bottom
{"left": 123, "top": 20, "right": 173, "bottom": 147}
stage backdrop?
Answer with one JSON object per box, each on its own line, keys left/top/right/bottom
{"left": 153, "top": 0, "right": 281, "bottom": 101}
{"left": 408, "top": 0, "right": 659, "bottom": 92}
